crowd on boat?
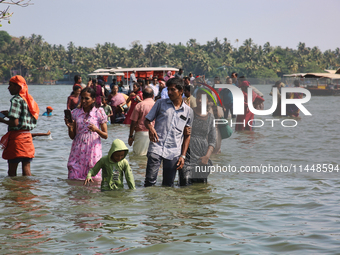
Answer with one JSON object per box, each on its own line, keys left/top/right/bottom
{"left": 0, "top": 71, "right": 303, "bottom": 191}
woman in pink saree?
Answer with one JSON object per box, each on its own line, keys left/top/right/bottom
{"left": 108, "top": 85, "right": 126, "bottom": 123}
{"left": 235, "top": 81, "right": 264, "bottom": 131}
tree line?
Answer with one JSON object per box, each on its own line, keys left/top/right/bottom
{"left": 0, "top": 30, "right": 339, "bottom": 84}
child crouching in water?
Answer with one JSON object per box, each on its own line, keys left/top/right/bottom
{"left": 84, "top": 139, "right": 135, "bottom": 191}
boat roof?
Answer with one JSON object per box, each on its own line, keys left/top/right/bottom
{"left": 108, "top": 67, "right": 179, "bottom": 73}
{"left": 92, "top": 68, "right": 111, "bottom": 73}
{"left": 283, "top": 73, "right": 306, "bottom": 77}
{"left": 284, "top": 72, "right": 340, "bottom": 79}
{"left": 304, "top": 73, "right": 340, "bottom": 79}
{"left": 88, "top": 72, "right": 124, "bottom": 76}
{"left": 324, "top": 69, "right": 336, "bottom": 74}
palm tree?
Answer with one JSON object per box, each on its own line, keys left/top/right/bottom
{"left": 145, "top": 43, "right": 158, "bottom": 67}
{"left": 243, "top": 38, "right": 253, "bottom": 55}
{"left": 155, "top": 41, "right": 172, "bottom": 66}
{"left": 263, "top": 42, "right": 272, "bottom": 54}
{"left": 323, "top": 50, "right": 336, "bottom": 69}
{"left": 235, "top": 39, "right": 239, "bottom": 49}
{"left": 187, "top": 38, "right": 198, "bottom": 48}
{"left": 115, "top": 49, "right": 130, "bottom": 67}
{"left": 129, "top": 41, "right": 144, "bottom": 66}
{"left": 222, "top": 38, "right": 232, "bottom": 55}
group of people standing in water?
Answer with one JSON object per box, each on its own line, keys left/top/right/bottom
{"left": 0, "top": 73, "right": 303, "bottom": 191}
{"left": 64, "top": 75, "right": 214, "bottom": 188}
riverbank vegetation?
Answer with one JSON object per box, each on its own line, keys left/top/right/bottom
{"left": 0, "top": 31, "right": 339, "bottom": 84}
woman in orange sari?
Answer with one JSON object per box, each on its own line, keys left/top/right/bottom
{"left": 235, "top": 81, "right": 264, "bottom": 131}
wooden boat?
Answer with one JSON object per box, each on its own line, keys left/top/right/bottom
{"left": 283, "top": 69, "right": 340, "bottom": 96}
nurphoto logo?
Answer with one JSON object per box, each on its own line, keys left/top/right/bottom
{"left": 198, "top": 84, "right": 312, "bottom": 128}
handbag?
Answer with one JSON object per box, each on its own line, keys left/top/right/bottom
{"left": 217, "top": 118, "right": 233, "bottom": 139}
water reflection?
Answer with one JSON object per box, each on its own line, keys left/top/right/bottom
{"left": 233, "top": 130, "right": 265, "bottom": 147}
{"left": 0, "top": 86, "right": 339, "bottom": 253}
{"left": 1, "top": 177, "right": 50, "bottom": 253}
{"left": 140, "top": 185, "right": 219, "bottom": 245}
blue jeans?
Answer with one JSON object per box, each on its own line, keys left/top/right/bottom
{"left": 145, "top": 152, "right": 179, "bottom": 187}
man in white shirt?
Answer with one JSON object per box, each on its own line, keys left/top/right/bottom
{"left": 149, "top": 78, "right": 159, "bottom": 98}
{"left": 189, "top": 73, "right": 195, "bottom": 85}
{"left": 129, "top": 70, "right": 137, "bottom": 91}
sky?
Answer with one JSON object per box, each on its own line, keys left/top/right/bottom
{"left": 1, "top": 0, "right": 339, "bottom": 52}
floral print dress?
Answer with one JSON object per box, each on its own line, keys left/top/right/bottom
{"left": 67, "top": 107, "right": 107, "bottom": 180}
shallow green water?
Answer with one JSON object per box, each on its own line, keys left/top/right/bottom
{"left": 0, "top": 85, "right": 339, "bottom": 254}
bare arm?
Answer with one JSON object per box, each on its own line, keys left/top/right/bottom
{"left": 126, "top": 92, "right": 135, "bottom": 105}
{"left": 202, "top": 75, "right": 206, "bottom": 83}
{"left": 66, "top": 97, "right": 71, "bottom": 110}
{"left": 128, "top": 120, "right": 137, "bottom": 146}
{"left": 144, "top": 119, "right": 159, "bottom": 143}
{"left": 177, "top": 126, "right": 191, "bottom": 170}
{"left": 32, "top": 130, "right": 51, "bottom": 137}
{"left": 200, "top": 145, "right": 214, "bottom": 165}
{"left": 136, "top": 94, "right": 142, "bottom": 102}
{"left": 181, "top": 126, "right": 191, "bottom": 157}
{"left": 0, "top": 117, "right": 19, "bottom": 127}
{"left": 108, "top": 107, "right": 113, "bottom": 118}
{"left": 88, "top": 122, "right": 108, "bottom": 139}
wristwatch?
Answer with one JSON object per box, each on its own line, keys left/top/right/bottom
{"left": 180, "top": 155, "right": 186, "bottom": 159}
{"left": 129, "top": 135, "right": 134, "bottom": 138}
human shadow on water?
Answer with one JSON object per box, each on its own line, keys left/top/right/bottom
{"left": 1, "top": 177, "right": 51, "bottom": 253}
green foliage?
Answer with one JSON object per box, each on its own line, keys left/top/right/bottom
{"left": 0, "top": 33, "right": 339, "bottom": 84}
{"left": 0, "top": 30, "right": 11, "bottom": 48}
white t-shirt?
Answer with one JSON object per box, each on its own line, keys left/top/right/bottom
{"left": 149, "top": 83, "right": 159, "bottom": 97}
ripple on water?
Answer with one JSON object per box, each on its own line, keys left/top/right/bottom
{"left": 0, "top": 85, "right": 340, "bottom": 254}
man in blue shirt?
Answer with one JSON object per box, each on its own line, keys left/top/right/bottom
{"left": 144, "top": 78, "right": 193, "bottom": 187}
